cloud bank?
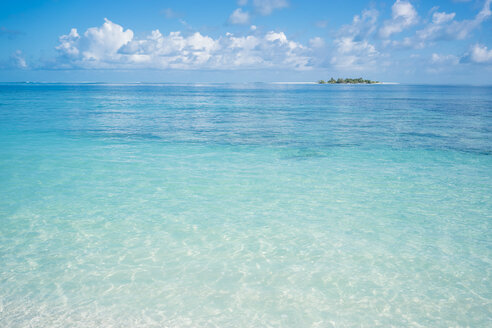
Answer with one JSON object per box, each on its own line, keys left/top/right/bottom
{"left": 37, "top": 0, "right": 492, "bottom": 74}
{"left": 53, "top": 18, "right": 311, "bottom": 70}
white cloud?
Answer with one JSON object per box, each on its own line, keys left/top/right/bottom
{"left": 389, "top": 0, "right": 491, "bottom": 49}
{"left": 331, "top": 9, "right": 380, "bottom": 70}
{"left": 229, "top": 35, "right": 259, "bottom": 50}
{"left": 340, "top": 9, "right": 379, "bottom": 39}
{"left": 56, "top": 28, "right": 80, "bottom": 57}
{"left": 380, "top": 0, "right": 418, "bottom": 38}
{"left": 461, "top": 44, "right": 492, "bottom": 64}
{"left": 54, "top": 18, "right": 312, "bottom": 71}
{"left": 331, "top": 38, "right": 378, "bottom": 70}
{"left": 229, "top": 8, "right": 250, "bottom": 25}
{"left": 430, "top": 53, "right": 459, "bottom": 65}
{"left": 419, "top": 0, "right": 490, "bottom": 42}
{"left": 82, "top": 18, "right": 133, "bottom": 61}
{"left": 309, "top": 37, "right": 325, "bottom": 48}
{"left": 431, "top": 12, "right": 455, "bottom": 25}
{"left": 10, "top": 50, "right": 27, "bottom": 68}
{"left": 253, "top": 0, "right": 288, "bottom": 16}
{"left": 426, "top": 53, "right": 460, "bottom": 73}
{"left": 265, "top": 31, "right": 287, "bottom": 44}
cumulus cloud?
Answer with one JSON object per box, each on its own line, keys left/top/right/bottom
{"left": 54, "top": 18, "right": 133, "bottom": 67}
{"left": 380, "top": 0, "right": 418, "bottom": 38}
{"left": 53, "top": 18, "right": 312, "bottom": 71}
{"left": 418, "top": 0, "right": 490, "bottom": 41}
{"left": 56, "top": 28, "right": 80, "bottom": 57}
{"left": 461, "top": 44, "right": 492, "bottom": 64}
{"left": 84, "top": 18, "right": 133, "bottom": 61}
{"left": 229, "top": 8, "right": 250, "bottom": 25}
{"left": 389, "top": 0, "right": 492, "bottom": 49}
{"left": 253, "top": 0, "right": 288, "bottom": 16}
{"left": 331, "top": 9, "right": 380, "bottom": 70}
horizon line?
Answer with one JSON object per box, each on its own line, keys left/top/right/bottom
{"left": 2, "top": 81, "right": 492, "bottom": 87}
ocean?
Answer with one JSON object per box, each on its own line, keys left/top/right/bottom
{"left": 0, "top": 83, "right": 491, "bottom": 327}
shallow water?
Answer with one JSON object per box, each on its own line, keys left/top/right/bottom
{"left": 0, "top": 83, "right": 491, "bottom": 327}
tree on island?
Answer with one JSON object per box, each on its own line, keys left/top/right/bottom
{"left": 318, "top": 77, "right": 379, "bottom": 84}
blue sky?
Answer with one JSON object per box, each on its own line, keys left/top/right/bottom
{"left": 1, "top": 0, "right": 491, "bottom": 83}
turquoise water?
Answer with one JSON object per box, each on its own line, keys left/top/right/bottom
{"left": 0, "top": 83, "right": 491, "bottom": 327}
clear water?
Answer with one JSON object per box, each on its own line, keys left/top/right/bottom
{"left": 0, "top": 83, "right": 491, "bottom": 327}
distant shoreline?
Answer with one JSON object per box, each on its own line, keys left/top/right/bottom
{"left": 271, "top": 81, "right": 399, "bottom": 85}
{"left": 318, "top": 78, "right": 380, "bottom": 84}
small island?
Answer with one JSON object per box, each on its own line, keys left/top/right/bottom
{"left": 318, "top": 77, "right": 379, "bottom": 84}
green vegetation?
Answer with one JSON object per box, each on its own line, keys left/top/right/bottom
{"left": 318, "top": 77, "right": 379, "bottom": 84}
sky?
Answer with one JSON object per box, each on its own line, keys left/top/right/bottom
{"left": 1, "top": 0, "right": 491, "bottom": 84}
